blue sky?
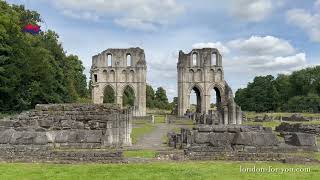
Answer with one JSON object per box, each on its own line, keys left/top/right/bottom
{"left": 6, "top": 0, "right": 320, "bottom": 101}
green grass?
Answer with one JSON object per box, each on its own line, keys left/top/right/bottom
{"left": 146, "top": 108, "right": 171, "bottom": 115}
{"left": 131, "top": 121, "right": 155, "bottom": 144}
{"left": 243, "top": 121, "right": 282, "bottom": 129}
{"left": 76, "top": 98, "right": 92, "bottom": 103}
{"left": 245, "top": 112, "right": 320, "bottom": 119}
{"left": 154, "top": 115, "right": 166, "bottom": 123}
{"left": 0, "top": 161, "right": 319, "bottom": 180}
{"left": 243, "top": 119, "right": 320, "bottom": 130}
{"left": 123, "top": 150, "right": 157, "bottom": 158}
{"left": 288, "top": 152, "right": 320, "bottom": 161}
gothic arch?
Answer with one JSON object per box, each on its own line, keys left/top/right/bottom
{"left": 102, "top": 70, "right": 108, "bottom": 82}
{"left": 103, "top": 84, "right": 115, "bottom": 103}
{"left": 91, "top": 47, "right": 146, "bottom": 116}
{"left": 121, "top": 84, "right": 136, "bottom": 107}
{"left": 177, "top": 48, "right": 242, "bottom": 125}
{"left": 188, "top": 84, "right": 204, "bottom": 113}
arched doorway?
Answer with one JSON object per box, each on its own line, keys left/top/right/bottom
{"left": 189, "top": 86, "right": 202, "bottom": 113}
{"left": 122, "top": 85, "right": 135, "bottom": 107}
{"left": 103, "top": 85, "right": 115, "bottom": 103}
{"left": 210, "top": 87, "right": 222, "bottom": 112}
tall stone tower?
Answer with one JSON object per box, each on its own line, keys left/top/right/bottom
{"left": 177, "top": 48, "right": 242, "bottom": 125}
{"left": 90, "top": 47, "right": 147, "bottom": 116}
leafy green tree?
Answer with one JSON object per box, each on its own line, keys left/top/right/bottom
{"left": 274, "top": 74, "right": 291, "bottom": 108}
{"left": 103, "top": 86, "right": 115, "bottom": 103}
{"left": 235, "top": 66, "right": 320, "bottom": 112}
{"left": 235, "top": 75, "right": 279, "bottom": 112}
{"left": 0, "top": 1, "right": 88, "bottom": 112}
{"left": 154, "top": 87, "right": 169, "bottom": 109}
{"left": 286, "top": 94, "right": 320, "bottom": 113}
{"left": 123, "top": 86, "right": 135, "bottom": 107}
{"left": 146, "top": 84, "right": 155, "bottom": 108}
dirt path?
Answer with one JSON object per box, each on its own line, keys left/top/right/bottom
{"left": 130, "top": 123, "right": 188, "bottom": 150}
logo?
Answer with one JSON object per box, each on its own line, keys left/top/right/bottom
{"left": 23, "top": 24, "right": 41, "bottom": 35}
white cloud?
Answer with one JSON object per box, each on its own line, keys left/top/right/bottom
{"left": 286, "top": 2, "right": 320, "bottom": 42}
{"left": 230, "top": 0, "right": 273, "bottom": 22}
{"left": 190, "top": 35, "right": 306, "bottom": 76}
{"left": 45, "top": 0, "right": 184, "bottom": 31}
{"left": 192, "top": 42, "right": 230, "bottom": 55}
{"left": 62, "top": 10, "right": 100, "bottom": 22}
{"left": 196, "top": 36, "right": 307, "bottom": 76}
{"left": 114, "top": 18, "right": 156, "bottom": 31}
{"left": 248, "top": 53, "right": 306, "bottom": 70}
{"left": 227, "top": 36, "right": 296, "bottom": 56}
{"left": 316, "top": 0, "right": 320, "bottom": 9}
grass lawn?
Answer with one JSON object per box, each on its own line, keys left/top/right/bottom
{"left": 154, "top": 115, "right": 166, "bottom": 123}
{"left": 131, "top": 120, "right": 155, "bottom": 144}
{"left": 0, "top": 161, "right": 319, "bottom": 180}
{"left": 245, "top": 112, "right": 320, "bottom": 119}
{"left": 243, "top": 121, "right": 282, "bottom": 129}
{"left": 243, "top": 119, "right": 320, "bottom": 130}
{"left": 123, "top": 150, "right": 157, "bottom": 158}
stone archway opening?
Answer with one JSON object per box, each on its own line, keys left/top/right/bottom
{"left": 122, "top": 85, "right": 135, "bottom": 107}
{"left": 210, "top": 87, "right": 222, "bottom": 112}
{"left": 189, "top": 86, "right": 202, "bottom": 113}
{"left": 103, "top": 85, "right": 115, "bottom": 103}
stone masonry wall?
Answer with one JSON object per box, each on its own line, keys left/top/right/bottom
{"left": 276, "top": 123, "right": 320, "bottom": 136}
{"left": 0, "top": 104, "right": 132, "bottom": 149}
{"left": 168, "top": 125, "right": 318, "bottom": 160}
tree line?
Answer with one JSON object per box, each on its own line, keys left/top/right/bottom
{"left": 0, "top": 2, "right": 88, "bottom": 112}
{"left": 103, "top": 84, "right": 174, "bottom": 110}
{"left": 235, "top": 66, "right": 320, "bottom": 113}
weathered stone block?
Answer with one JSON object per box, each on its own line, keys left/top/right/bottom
{"left": 54, "top": 130, "right": 78, "bottom": 143}
{"left": 10, "top": 131, "right": 37, "bottom": 144}
{"left": 208, "top": 132, "right": 235, "bottom": 147}
{"left": 38, "top": 119, "right": 53, "bottom": 128}
{"left": 284, "top": 133, "right": 316, "bottom": 146}
{"left": 232, "top": 132, "right": 279, "bottom": 146}
{"left": 0, "top": 120, "right": 16, "bottom": 127}
{"left": 34, "top": 132, "right": 48, "bottom": 145}
{"left": 0, "top": 129, "right": 15, "bottom": 143}
{"left": 83, "top": 130, "right": 103, "bottom": 143}
{"left": 194, "top": 132, "right": 209, "bottom": 143}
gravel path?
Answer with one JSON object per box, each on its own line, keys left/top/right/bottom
{"left": 131, "top": 123, "right": 188, "bottom": 150}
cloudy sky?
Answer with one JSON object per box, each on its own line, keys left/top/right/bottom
{"left": 7, "top": 0, "right": 320, "bottom": 101}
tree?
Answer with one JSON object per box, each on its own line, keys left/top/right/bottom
{"left": 235, "top": 66, "right": 320, "bottom": 112}
{"left": 103, "top": 86, "right": 115, "bottom": 103}
{"left": 146, "top": 84, "right": 155, "bottom": 108}
{"left": 0, "top": 1, "right": 88, "bottom": 112}
{"left": 286, "top": 94, "right": 320, "bottom": 113}
{"left": 235, "top": 75, "right": 279, "bottom": 112}
{"left": 154, "top": 87, "right": 169, "bottom": 109}
{"left": 122, "top": 86, "right": 135, "bottom": 107}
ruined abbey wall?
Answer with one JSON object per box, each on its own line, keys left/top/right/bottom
{"left": 91, "top": 47, "right": 147, "bottom": 116}
{"left": 0, "top": 104, "right": 132, "bottom": 148}
{"left": 177, "top": 48, "right": 242, "bottom": 124}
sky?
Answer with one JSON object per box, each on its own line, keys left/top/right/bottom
{"left": 6, "top": 0, "right": 320, "bottom": 102}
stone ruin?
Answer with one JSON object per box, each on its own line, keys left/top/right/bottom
{"left": 91, "top": 47, "right": 147, "bottom": 117}
{"left": 248, "top": 113, "right": 320, "bottom": 122}
{"left": 0, "top": 104, "right": 132, "bottom": 162}
{"left": 276, "top": 122, "right": 320, "bottom": 136}
{"left": 168, "top": 114, "right": 319, "bottom": 161}
{"left": 177, "top": 48, "right": 242, "bottom": 125}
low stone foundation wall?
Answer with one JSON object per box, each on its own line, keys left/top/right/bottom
{"left": 168, "top": 125, "right": 318, "bottom": 158}
{"left": 0, "top": 145, "right": 124, "bottom": 163}
{"left": 166, "top": 115, "right": 191, "bottom": 124}
{"left": 276, "top": 123, "right": 320, "bottom": 136}
{"left": 0, "top": 104, "right": 132, "bottom": 149}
